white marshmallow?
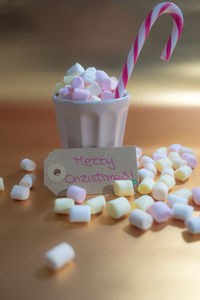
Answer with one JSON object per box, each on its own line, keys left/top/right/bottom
{"left": 180, "top": 146, "right": 194, "bottom": 155}
{"left": 67, "top": 63, "right": 84, "bottom": 76}
{"left": 174, "top": 188, "right": 192, "bottom": 200}
{"left": 86, "top": 67, "right": 96, "bottom": 74}
{"left": 10, "top": 185, "right": 30, "bottom": 200}
{"left": 161, "top": 167, "right": 174, "bottom": 177}
{"left": 80, "top": 71, "right": 95, "bottom": 85}
{"left": 143, "top": 163, "right": 157, "bottom": 176}
{"left": 171, "top": 157, "right": 187, "bottom": 169}
{"left": 45, "top": 242, "right": 75, "bottom": 270}
{"left": 129, "top": 209, "right": 153, "bottom": 230}
{"left": 152, "top": 182, "right": 168, "bottom": 201}
{"left": 86, "top": 82, "right": 102, "bottom": 96}
{"left": 185, "top": 216, "right": 200, "bottom": 234}
{"left": 141, "top": 156, "right": 155, "bottom": 166}
{"left": 20, "top": 158, "right": 36, "bottom": 172}
{"left": 19, "top": 174, "right": 35, "bottom": 188}
{"left": 172, "top": 203, "right": 193, "bottom": 221}
{"left": 158, "top": 175, "right": 175, "bottom": 190}
{"left": 113, "top": 180, "right": 134, "bottom": 196}
{"left": 54, "top": 198, "right": 75, "bottom": 214}
{"left": 90, "top": 95, "right": 101, "bottom": 101}
{"left": 155, "top": 147, "right": 167, "bottom": 154}
{"left": 167, "top": 193, "right": 188, "bottom": 207}
{"left": 0, "top": 177, "right": 4, "bottom": 191}
{"left": 138, "top": 169, "right": 154, "bottom": 181}
{"left": 107, "top": 197, "right": 131, "bottom": 219}
{"left": 85, "top": 196, "right": 106, "bottom": 214}
{"left": 168, "top": 152, "right": 180, "bottom": 160}
{"left": 69, "top": 205, "right": 91, "bottom": 222}
{"left": 110, "top": 76, "right": 118, "bottom": 90}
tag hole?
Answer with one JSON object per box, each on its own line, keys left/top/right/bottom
{"left": 54, "top": 168, "right": 61, "bottom": 176}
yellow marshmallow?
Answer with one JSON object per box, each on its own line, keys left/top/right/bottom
{"left": 113, "top": 180, "right": 134, "bottom": 196}
{"left": 174, "top": 188, "right": 192, "bottom": 200}
{"left": 132, "top": 195, "right": 154, "bottom": 211}
{"left": 54, "top": 82, "right": 64, "bottom": 95}
{"left": 174, "top": 166, "right": 192, "bottom": 181}
{"left": 107, "top": 197, "right": 131, "bottom": 219}
{"left": 138, "top": 178, "right": 155, "bottom": 195}
{"left": 86, "top": 196, "right": 106, "bottom": 214}
{"left": 54, "top": 198, "right": 75, "bottom": 214}
{"left": 63, "top": 75, "right": 77, "bottom": 85}
{"left": 158, "top": 175, "right": 175, "bottom": 190}
{"left": 168, "top": 151, "right": 180, "bottom": 160}
{"left": 155, "top": 157, "right": 172, "bottom": 172}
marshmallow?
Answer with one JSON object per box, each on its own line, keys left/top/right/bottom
{"left": 67, "top": 185, "right": 86, "bottom": 204}
{"left": 174, "top": 166, "right": 192, "bottom": 181}
{"left": 167, "top": 193, "right": 188, "bottom": 207}
{"left": 155, "top": 157, "right": 172, "bottom": 172}
{"left": 86, "top": 67, "right": 96, "bottom": 74}
{"left": 138, "top": 169, "right": 154, "bottom": 181}
{"left": 45, "top": 242, "right": 75, "bottom": 270}
{"left": 141, "top": 156, "right": 155, "bottom": 166}
{"left": 54, "top": 82, "right": 64, "bottom": 95}
{"left": 72, "top": 88, "right": 89, "bottom": 101}
{"left": 136, "top": 147, "right": 142, "bottom": 159}
{"left": 0, "top": 177, "right": 4, "bottom": 191}
{"left": 174, "top": 188, "right": 192, "bottom": 200}
{"left": 129, "top": 209, "right": 153, "bottom": 230}
{"left": 107, "top": 197, "right": 131, "bottom": 219}
{"left": 80, "top": 71, "right": 95, "bottom": 85}
{"left": 168, "top": 152, "right": 180, "bottom": 160}
{"left": 71, "top": 76, "right": 84, "bottom": 89}
{"left": 132, "top": 195, "right": 154, "bottom": 211}
{"left": 138, "top": 178, "right": 155, "bottom": 195}
{"left": 143, "top": 163, "right": 157, "bottom": 176}
{"left": 171, "top": 157, "right": 187, "bottom": 169}
{"left": 148, "top": 201, "right": 172, "bottom": 223}
{"left": 63, "top": 75, "right": 76, "bottom": 85}
{"left": 185, "top": 216, "right": 200, "bottom": 234}
{"left": 19, "top": 174, "right": 35, "bottom": 188}
{"left": 152, "top": 182, "right": 168, "bottom": 201}
{"left": 10, "top": 185, "right": 30, "bottom": 200}
{"left": 158, "top": 175, "right": 175, "bottom": 190}
{"left": 101, "top": 91, "right": 114, "bottom": 101}
{"left": 67, "top": 63, "right": 84, "bottom": 76}
{"left": 172, "top": 203, "right": 193, "bottom": 221}
{"left": 96, "top": 70, "right": 111, "bottom": 91}
{"left": 137, "top": 160, "right": 140, "bottom": 169}
{"left": 153, "top": 152, "right": 167, "bottom": 161}
{"left": 161, "top": 167, "right": 174, "bottom": 177}
{"left": 86, "top": 82, "right": 102, "bottom": 96}
{"left": 180, "top": 146, "right": 194, "bottom": 155}
{"left": 168, "top": 143, "right": 182, "bottom": 153}
{"left": 181, "top": 153, "right": 198, "bottom": 168}
{"left": 85, "top": 196, "right": 106, "bottom": 214}
{"left": 69, "top": 205, "right": 91, "bottom": 222}
{"left": 155, "top": 147, "right": 167, "bottom": 154}
{"left": 110, "top": 77, "right": 118, "bottom": 91}
{"left": 192, "top": 188, "right": 200, "bottom": 205}
{"left": 90, "top": 95, "right": 101, "bottom": 101}
{"left": 54, "top": 198, "right": 75, "bottom": 214}
{"left": 59, "top": 85, "right": 73, "bottom": 99}
{"left": 20, "top": 158, "right": 36, "bottom": 172}
{"left": 113, "top": 180, "right": 134, "bottom": 196}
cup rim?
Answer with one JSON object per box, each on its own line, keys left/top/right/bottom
{"left": 53, "top": 91, "right": 130, "bottom": 104}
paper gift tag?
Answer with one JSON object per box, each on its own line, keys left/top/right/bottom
{"left": 44, "top": 146, "right": 138, "bottom": 196}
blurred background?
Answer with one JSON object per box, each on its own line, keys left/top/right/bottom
{"left": 0, "top": 0, "right": 200, "bottom": 106}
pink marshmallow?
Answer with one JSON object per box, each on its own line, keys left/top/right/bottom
{"left": 59, "top": 85, "right": 72, "bottom": 99}
{"left": 96, "top": 70, "right": 111, "bottom": 91}
{"left": 153, "top": 152, "right": 167, "bottom": 161}
{"left": 192, "top": 187, "right": 200, "bottom": 205}
{"left": 181, "top": 153, "right": 198, "bottom": 168}
{"left": 71, "top": 76, "right": 84, "bottom": 89}
{"left": 168, "top": 143, "right": 182, "bottom": 153}
{"left": 101, "top": 91, "right": 114, "bottom": 101}
{"left": 136, "top": 147, "right": 142, "bottom": 159}
{"left": 148, "top": 201, "right": 172, "bottom": 223}
{"left": 67, "top": 185, "right": 86, "bottom": 204}
{"left": 72, "top": 88, "right": 89, "bottom": 101}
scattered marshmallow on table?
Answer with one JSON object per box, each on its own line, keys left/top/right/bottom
{"left": 161, "top": 167, "right": 174, "bottom": 177}
{"left": 153, "top": 152, "right": 166, "bottom": 161}
{"left": 10, "top": 185, "right": 30, "bottom": 200}
{"left": 155, "top": 147, "right": 167, "bottom": 154}
{"left": 158, "top": 175, "right": 175, "bottom": 190}
{"left": 155, "top": 157, "right": 172, "bottom": 172}
{"left": 152, "top": 182, "right": 168, "bottom": 201}
{"left": 141, "top": 156, "right": 155, "bottom": 166}
{"left": 45, "top": 242, "right": 75, "bottom": 271}
{"left": 185, "top": 216, "right": 200, "bottom": 234}
{"left": 138, "top": 178, "right": 155, "bottom": 195}
{"left": 181, "top": 153, "right": 198, "bottom": 168}
{"left": 113, "top": 180, "right": 134, "bottom": 196}
{"left": 67, "top": 185, "right": 86, "bottom": 204}
{"left": 129, "top": 209, "right": 153, "bottom": 230}
{"left": 174, "top": 166, "right": 192, "bottom": 181}
{"left": 167, "top": 193, "right": 188, "bottom": 207}
{"left": 86, "top": 196, "right": 106, "bottom": 214}
{"left": 180, "top": 146, "right": 194, "bottom": 155}
{"left": 174, "top": 188, "right": 192, "bottom": 201}
{"left": 107, "top": 197, "right": 131, "bottom": 219}
{"left": 192, "top": 188, "right": 200, "bottom": 205}
{"left": 20, "top": 158, "right": 36, "bottom": 172}
{"left": 168, "top": 152, "right": 180, "bottom": 160}
{"left": 19, "top": 174, "right": 35, "bottom": 189}
{"left": 148, "top": 202, "right": 172, "bottom": 223}
{"left": 67, "top": 62, "right": 84, "bottom": 76}
{"left": 138, "top": 169, "right": 154, "bottom": 181}
{"left": 132, "top": 195, "right": 154, "bottom": 211}
{"left": 172, "top": 203, "right": 193, "bottom": 221}
{"left": 0, "top": 177, "right": 4, "bottom": 191}
{"left": 54, "top": 198, "right": 75, "bottom": 214}
{"left": 168, "top": 143, "right": 182, "bottom": 153}
{"left": 171, "top": 157, "right": 187, "bottom": 169}
{"left": 136, "top": 147, "right": 142, "bottom": 159}
{"left": 143, "top": 163, "right": 157, "bottom": 176}
{"left": 69, "top": 205, "right": 91, "bottom": 222}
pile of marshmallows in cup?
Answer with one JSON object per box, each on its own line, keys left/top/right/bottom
{"left": 54, "top": 63, "right": 118, "bottom": 101}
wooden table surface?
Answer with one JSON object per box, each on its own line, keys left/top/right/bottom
{"left": 1, "top": 102, "right": 200, "bottom": 300}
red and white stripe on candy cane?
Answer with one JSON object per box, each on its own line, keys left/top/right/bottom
{"left": 115, "top": 2, "right": 184, "bottom": 99}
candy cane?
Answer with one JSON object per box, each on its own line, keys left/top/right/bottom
{"left": 115, "top": 2, "right": 184, "bottom": 98}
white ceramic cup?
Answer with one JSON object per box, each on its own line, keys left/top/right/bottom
{"left": 53, "top": 92, "right": 130, "bottom": 148}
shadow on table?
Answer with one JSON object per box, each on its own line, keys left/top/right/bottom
{"left": 182, "top": 230, "right": 200, "bottom": 243}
